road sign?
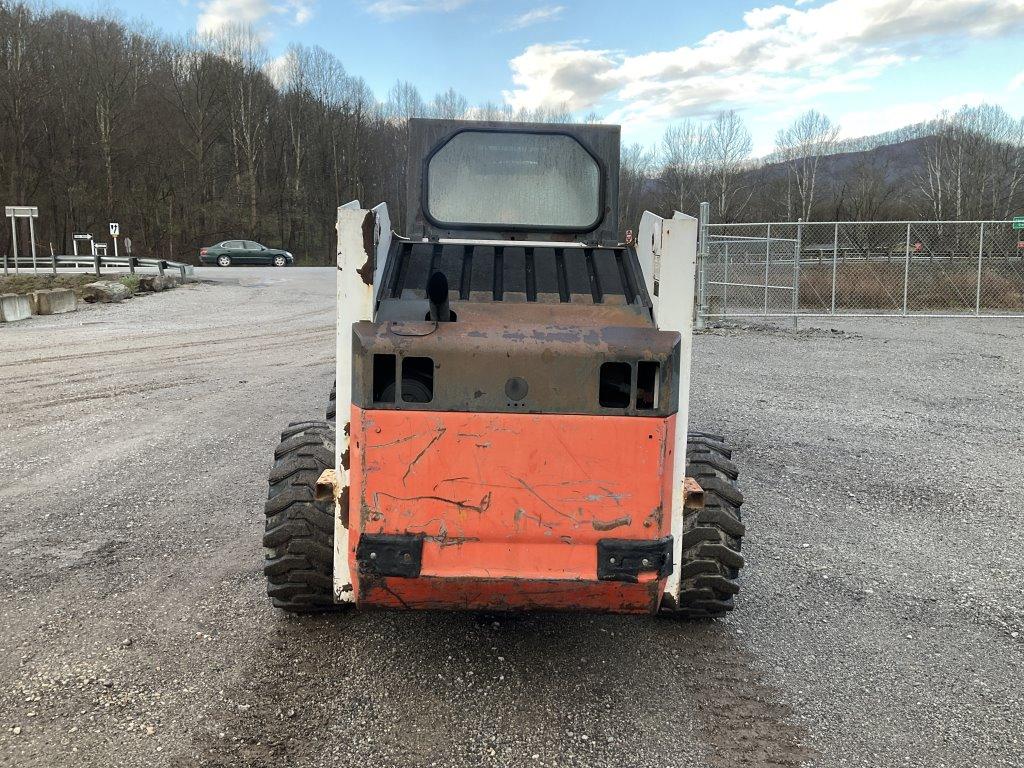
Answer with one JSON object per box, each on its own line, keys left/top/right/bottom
{"left": 1013, "top": 217, "right": 1024, "bottom": 230}
{"left": 5, "top": 206, "right": 37, "bottom": 218}
{"left": 124, "top": 237, "right": 132, "bottom": 254}
{"left": 109, "top": 222, "right": 120, "bottom": 237}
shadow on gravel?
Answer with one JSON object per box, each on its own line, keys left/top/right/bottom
{"left": 188, "top": 610, "right": 813, "bottom": 768}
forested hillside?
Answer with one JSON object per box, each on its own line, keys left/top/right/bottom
{"left": 1, "top": 2, "right": 1021, "bottom": 264}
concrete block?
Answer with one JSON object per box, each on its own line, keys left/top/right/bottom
{"left": 82, "top": 281, "right": 131, "bottom": 303}
{"left": 0, "top": 293, "right": 32, "bottom": 322}
{"left": 30, "top": 289, "right": 76, "bottom": 315}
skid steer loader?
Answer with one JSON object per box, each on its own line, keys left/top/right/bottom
{"left": 264, "top": 119, "right": 745, "bottom": 617}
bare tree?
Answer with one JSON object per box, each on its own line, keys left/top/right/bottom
{"left": 618, "top": 142, "right": 655, "bottom": 234}
{"left": 706, "top": 110, "right": 753, "bottom": 221}
{"left": 210, "top": 24, "right": 269, "bottom": 233}
{"left": 430, "top": 87, "right": 468, "bottom": 120}
{"left": 658, "top": 121, "right": 711, "bottom": 214}
{"left": 775, "top": 110, "right": 840, "bottom": 221}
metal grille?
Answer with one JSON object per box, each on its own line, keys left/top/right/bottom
{"left": 382, "top": 240, "right": 647, "bottom": 305}
{"left": 699, "top": 219, "right": 1024, "bottom": 320}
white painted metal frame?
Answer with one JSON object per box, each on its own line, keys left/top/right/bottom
{"left": 334, "top": 201, "right": 367, "bottom": 602}
{"left": 333, "top": 200, "right": 394, "bottom": 602}
{"left": 638, "top": 210, "right": 699, "bottom": 603}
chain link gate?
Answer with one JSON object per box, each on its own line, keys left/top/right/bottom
{"left": 698, "top": 216, "right": 1024, "bottom": 323}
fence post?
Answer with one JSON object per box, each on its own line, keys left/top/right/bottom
{"left": 723, "top": 241, "right": 730, "bottom": 316}
{"left": 793, "top": 220, "right": 802, "bottom": 330}
{"left": 94, "top": 252, "right": 101, "bottom": 277}
{"left": 975, "top": 222, "right": 985, "bottom": 316}
{"left": 696, "top": 201, "right": 710, "bottom": 328}
{"left": 763, "top": 222, "right": 771, "bottom": 315}
{"left": 831, "top": 222, "right": 839, "bottom": 315}
{"left": 10, "top": 214, "right": 18, "bottom": 275}
{"left": 28, "top": 214, "right": 37, "bottom": 274}
{"left": 50, "top": 242, "right": 57, "bottom": 275}
{"left": 902, "top": 222, "right": 911, "bottom": 316}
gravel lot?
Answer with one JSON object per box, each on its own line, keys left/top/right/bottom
{"left": 1, "top": 266, "right": 1021, "bottom": 768}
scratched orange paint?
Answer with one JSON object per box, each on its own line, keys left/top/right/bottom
{"left": 348, "top": 406, "right": 677, "bottom": 613}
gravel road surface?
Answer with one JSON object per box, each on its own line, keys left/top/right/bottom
{"left": 1, "top": 267, "right": 1021, "bottom": 767}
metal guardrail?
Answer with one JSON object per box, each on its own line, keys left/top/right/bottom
{"left": 3, "top": 253, "right": 191, "bottom": 280}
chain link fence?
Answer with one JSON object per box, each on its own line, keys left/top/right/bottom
{"left": 698, "top": 218, "right": 1024, "bottom": 321}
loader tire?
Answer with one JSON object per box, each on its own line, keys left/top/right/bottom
{"left": 661, "top": 431, "right": 745, "bottom": 619}
{"left": 263, "top": 420, "right": 342, "bottom": 613}
{"left": 326, "top": 381, "right": 336, "bottom": 421}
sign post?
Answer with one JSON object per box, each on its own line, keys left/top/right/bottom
{"left": 5, "top": 206, "right": 39, "bottom": 275}
{"left": 110, "top": 222, "right": 126, "bottom": 273}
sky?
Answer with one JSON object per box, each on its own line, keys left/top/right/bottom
{"left": 63, "top": 0, "right": 1024, "bottom": 154}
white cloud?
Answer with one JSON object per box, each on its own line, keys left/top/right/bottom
{"left": 503, "top": 0, "right": 1024, "bottom": 126}
{"left": 504, "top": 43, "right": 618, "bottom": 112}
{"left": 1010, "top": 71, "right": 1024, "bottom": 91}
{"left": 504, "top": 5, "right": 564, "bottom": 31}
{"left": 196, "top": 0, "right": 313, "bottom": 35}
{"left": 365, "top": 0, "right": 471, "bottom": 19}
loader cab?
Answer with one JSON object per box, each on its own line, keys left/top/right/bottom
{"left": 374, "top": 120, "right": 650, "bottom": 328}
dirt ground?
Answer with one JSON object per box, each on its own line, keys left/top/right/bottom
{"left": 0, "top": 267, "right": 1021, "bottom": 768}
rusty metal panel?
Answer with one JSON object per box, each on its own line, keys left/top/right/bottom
{"left": 350, "top": 321, "right": 681, "bottom": 417}
{"left": 347, "top": 406, "right": 676, "bottom": 613}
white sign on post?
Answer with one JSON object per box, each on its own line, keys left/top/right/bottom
{"left": 109, "top": 222, "right": 120, "bottom": 237}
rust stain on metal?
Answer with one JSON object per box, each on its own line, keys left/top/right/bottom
{"left": 591, "top": 515, "right": 632, "bottom": 531}
{"left": 643, "top": 506, "right": 663, "bottom": 529}
{"left": 402, "top": 427, "right": 446, "bottom": 484}
{"left": 374, "top": 491, "right": 492, "bottom": 514}
{"left": 357, "top": 211, "right": 375, "bottom": 285}
{"left": 511, "top": 475, "right": 575, "bottom": 522}
{"left": 514, "top": 507, "right": 555, "bottom": 531}
{"left": 338, "top": 485, "right": 350, "bottom": 528}
{"left": 340, "top": 447, "right": 350, "bottom": 471}
{"left": 683, "top": 477, "right": 705, "bottom": 509}
{"left": 434, "top": 476, "right": 470, "bottom": 490}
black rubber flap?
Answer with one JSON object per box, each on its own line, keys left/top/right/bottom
{"left": 356, "top": 533, "right": 424, "bottom": 578}
{"left": 597, "top": 536, "right": 673, "bottom": 583}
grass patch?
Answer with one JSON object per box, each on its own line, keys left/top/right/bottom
{"left": 118, "top": 274, "right": 140, "bottom": 295}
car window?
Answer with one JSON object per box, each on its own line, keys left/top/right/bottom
{"left": 244, "top": 241, "right": 262, "bottom": 250}
{"left": 223, "top": 241, "right": 243, "bottom": 249}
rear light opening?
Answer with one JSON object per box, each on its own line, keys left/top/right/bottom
{"left": 598, "top": 360, "right": 661, "bottom": 410}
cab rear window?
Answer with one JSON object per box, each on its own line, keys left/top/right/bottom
{"left": 425, "top": 130, "right": 601, "bottom": 231}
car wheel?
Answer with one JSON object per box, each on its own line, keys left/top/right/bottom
{"left": 273, "top": 255, "right": 287, "bottom": 267}
{"left": 217, "top": 255, "right": 232, "bottom": 267}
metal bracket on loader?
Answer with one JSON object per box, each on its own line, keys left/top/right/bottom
{"left": 597, "top": 478, "right": 703, "bottom": 583}
{"left": 315, "top": 469, "right": 339, "bottom": 502}
{"left": 683, "top": 477, "right": 704, "bottom": 509}
{"left": 597, "top": 536, "right": 673, "bottom": 582}
{"left": 356, "top": 534, "right": 424, "bottom": 578}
